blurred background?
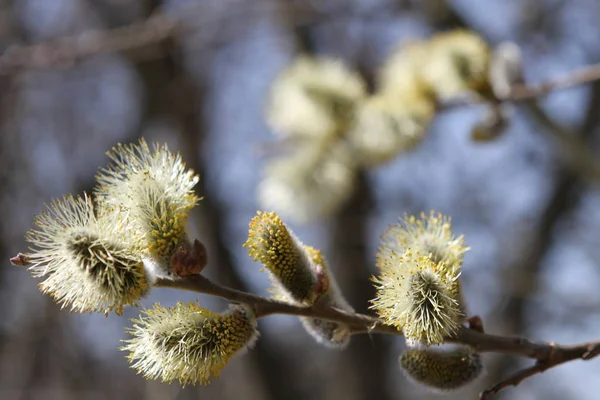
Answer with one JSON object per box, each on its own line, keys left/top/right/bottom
{"left": 2, "top": 0, "right": 600, "bottom": 399}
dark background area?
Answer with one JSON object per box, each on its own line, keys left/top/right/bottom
{"left": 2, "top": 0, "right": 600, "bottom": 399}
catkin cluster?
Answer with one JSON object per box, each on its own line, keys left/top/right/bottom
{"left": 371, "top": 211, "right": 483, "bottom": 390}
{"left": 19, "top": 139, "right": 261, "bottom": 386}
{"left": 22, "top": 139, "right": 201, "bottom": 314}
{"left": 15, "top": 138, "right": 486, "bottom": 391}
{"left": 261, "top": 30, "right": 492, "bottom": 223}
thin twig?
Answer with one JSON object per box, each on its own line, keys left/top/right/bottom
{"left": 506, "top": 64, "right": 600, "bottom": 101}
{"left": 479, "top": 340, "right": 600, "bottom": 399}
{"left": 480, "top": 363, "right": 548, "bottom": 400}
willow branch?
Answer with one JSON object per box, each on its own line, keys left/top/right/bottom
{"left": 10, "top": 252, "right": 600, "bottom": 398}
{"left": 157, "top": 273, "right": 600, "bottom": 400}
{"left": 154, "top": 274, "right": 396, "bottom": 335}
{"left": 154, "top": 275, "right": 600, "bottom": 361}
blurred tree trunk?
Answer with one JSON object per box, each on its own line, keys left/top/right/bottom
{"left": 329, "top": 170, "right": 396, "bottom": 400}
{"left": 172, "top": 60, "right": 306, "bottom": 400}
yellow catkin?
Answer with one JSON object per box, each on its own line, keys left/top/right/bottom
{"left": 400, "top": 347, "right": 483, "bottom": 391}
{"left": 378, "top": 211, "right": 469, "bottom": 272}
{"left": 244, "top": 211, "right": 317, "bottom": 304}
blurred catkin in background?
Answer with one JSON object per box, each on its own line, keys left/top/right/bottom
{"left": 3, "top": 1, "right": 600, "bottom": 400}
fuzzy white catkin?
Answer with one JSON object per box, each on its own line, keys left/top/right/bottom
{"left": 266, "top": 56, "right": 366, "bottom": 139}
{"left": 420, "top": 30, "right": 491, "bottom": 99}
{"left": 123, "top": 303, "right": 259, "bottom": 386}
{"left": 94, "top": 138, "right": 200, "bottom": 276}
{"left": 348, "top": 94, "right": 432, "bottom": 166}
{"left": 372, "top": 212, "right": 468, "bottom": 345}
{"left": 24, "top": 194, "right": 149, "bottom": 315}
{"left": 258, "top": 141, "right": 356, "bottom": 224}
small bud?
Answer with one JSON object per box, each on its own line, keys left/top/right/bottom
{"left": 24, "top": 194, "right": 149, "bottom": 315}
{"left": 122, "top": 302, "right": 259, "bottom": 386}
{"left": 299, "top": 246, "right": 354, "bottom": 349}
{"left": 372, "top": 252, "right": 463, "bottom": 345}
{"left": 400, "top": 346, "right": 483, "bottom": 391}
{"left": 9, "top": 253, "right": 28, "bottom": 266}
{"left": 467, "top": 315, "right": 485, "bottom": 333}
{"left": 313, "top": 262, "right": 330, "bottom": 298}
{"left": 489, "top": 41, "right": 524, "bottom": 99}
{"left": 244, "top": 211, "right": 318, "bottom": 304}
{"left": 170, "top": 239, "right": 208, "bottom": 277}
{"left": 94, "top": 138, "right": 200, "bottom": 276}
{"left": 471, "top": 104, "right": 510, "bottom": 142}
{"left": 266, "top": 56, "right": 366, "bottom": 139}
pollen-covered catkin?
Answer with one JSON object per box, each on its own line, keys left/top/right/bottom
{"left": 372, "top": 252, "right": 463, "bottom": 345}
{"left": 244, "top": 211, "right": 318, "bottom": 304}
{"left": 122, "top": 302, "right": 259, "bottom": 386}
{"left": 400, "top": 346, "right": 483, "bottom": 391}
{"left": 266, "top": 56, "right": 366, "bottom": 139}
{"left": 24, "top": 194, "right": 148, "bottom": 315}
{"left": 94, "top": 138, "right": 200, "bottom": 276}
{"left": 245, "top": 212, "right": 354, "bottom": 347}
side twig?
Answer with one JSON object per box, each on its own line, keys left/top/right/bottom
{"left": 479, "top": 340, "right": 600, "bottom": 399}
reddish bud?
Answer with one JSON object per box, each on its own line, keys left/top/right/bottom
{"left": 10, "top": 253, "right": 29, "bottom": 266}
{"left": 171, "top": 239, "right": 208, "bottom": 277}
